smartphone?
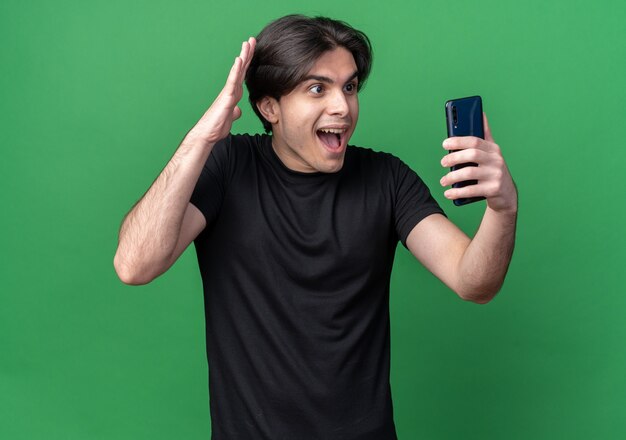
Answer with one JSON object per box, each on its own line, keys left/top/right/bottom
{"left": 445, "top": 95, "right": 486, "bottom": 206}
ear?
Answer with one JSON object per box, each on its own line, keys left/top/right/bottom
{"left": 256, "top": 97, "right": 280, "bottom": 125}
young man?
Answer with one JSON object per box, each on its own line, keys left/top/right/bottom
{"left": 114, "top": 15, "right": 517, "bottom": 440}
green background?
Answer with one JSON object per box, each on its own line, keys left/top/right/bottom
{"left": 1, "top": 0, "right": 625, "bottom": 438}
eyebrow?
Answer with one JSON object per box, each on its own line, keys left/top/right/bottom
{"left": 301, "top": 70, "right": 359, "bottom": 85}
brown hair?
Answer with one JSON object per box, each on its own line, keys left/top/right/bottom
{"left": 246, "top": 15, "right": 373, "bottom": 133}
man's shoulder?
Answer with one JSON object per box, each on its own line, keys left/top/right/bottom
{"left": 226, "top": 132, "right": 269, "bottom": 149}
{"left": 229, "top": 132, "right": 267, "bottom": 140}
{"left": 209, "top": 132, "right": 270, "bottom": 162}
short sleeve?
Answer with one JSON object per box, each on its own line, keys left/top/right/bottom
{"left": 189, "top": 135, "right": 232, "bottom": 229}
{"left": 393, "top": 158, "right": 446, "bottom": 248}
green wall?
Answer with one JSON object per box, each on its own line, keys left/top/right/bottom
{"left": 1, "top": 0, "right": 625, "bottom": 438}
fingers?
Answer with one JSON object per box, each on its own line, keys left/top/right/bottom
{"left": 441, "top": 148, "right": 506, "bottom": 183}
{"left": 230, "top": 41, "right": 248, "bottom": 86}
{"left": 231, "top": 106, "right": 242, "bottom": 121}
{"left": 443, "top": 136, "right": 500, "bottom": 153}
{"left": 243, "top": 37, "right": 256, "bottom": 71}
{"left": 224, "top": 55, "right": 243, "bottom": 91}
{"left": 441, "top": 165, "right": 504, "bottom": 200}
{"left": 442, "top": 171, "right": 510, "bottom": 201}
{"left": 443, "top": 182, "right": 491, "bottom": 201}
{"left": 439, "top": 116, "right": 516, "bottom": 210}
{"left": 192, "top": 38, "right": 255, "bottom": 144}
{"left": 237, "top": 37, "right": 256, "bottom": 77}
{"left": 222, "top": 37, "right": 256, "bottom": 95}
{"left": 443, "top": 115, "right": 498, "bottom": 153}
{"left": 440, "top": 141, "right": 504, "bottom": 200}
{"left": 483, "top": 112, "right": 495, "bottom": 143}
{"left": 440, "top": 162, "right": 492, "bottom": 187}
{"left": 441, "top": 148, "right": 482, "bottom": 168}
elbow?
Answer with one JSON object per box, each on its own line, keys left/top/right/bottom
{"left": 453, "top": 271, "right": 506, "bottom": 304}
{"left": 464, "top": 293, "right": 495, "bottom": 305}
{"left": 113, "top": 252, "right": 153, "bottom": 286}
{"left": 456, "top": 285, "right": 502, "bottom": 305}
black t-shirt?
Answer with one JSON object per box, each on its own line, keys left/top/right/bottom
{"left": 190, "top": 134, "right": 444, "bottom": 440}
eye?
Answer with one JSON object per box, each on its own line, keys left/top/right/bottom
{"left": 309, "top": 84, "right": 323, "bottom": 94}
{"left": 344, "top": 82, "right": 357, "bottom": 94}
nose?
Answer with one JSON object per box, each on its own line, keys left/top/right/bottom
{"left": 327, "top": 89, "right": 350, "bottom": 117}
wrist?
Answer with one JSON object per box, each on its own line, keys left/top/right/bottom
{"left": 485, "top": 205, "right": 518, "bottom": 228}
{"left": 179, "top": 130, "right": 217, "bottom": 157}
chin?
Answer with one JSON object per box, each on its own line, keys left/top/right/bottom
{"left": 318, "top": 157, "right": 345, "bottom": 173}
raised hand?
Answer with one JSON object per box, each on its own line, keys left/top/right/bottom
{"left": 185, "top": 37, "right": 256, "bottom": 146}
{"left": 439, "top": 113, "right": 518, "bottom": 214}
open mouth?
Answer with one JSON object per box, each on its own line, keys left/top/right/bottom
{"left": 316, "top": 127, "right": 346, "bottom": 152}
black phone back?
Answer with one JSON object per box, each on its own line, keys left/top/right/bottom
{"left": 445, "top": 95, "right": 485, "bottom": 206}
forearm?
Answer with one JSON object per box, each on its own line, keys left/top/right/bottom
{"left": 456, "top": 206, "right": 517, "bottom": 303}
{"left": 114, "top": 135, "right": 212, "bottom": 284}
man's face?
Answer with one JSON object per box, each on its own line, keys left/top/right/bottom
{"left": 269, "top": 47, "right": 359, "bottom": 173}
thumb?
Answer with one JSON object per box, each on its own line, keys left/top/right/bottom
{"left": 232, "top": 106, "right": 242, "bottom": 121}
{"left": 483, "top": 112, "right": 495, "bottom": 143}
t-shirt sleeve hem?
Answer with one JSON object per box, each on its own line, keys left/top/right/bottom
{"left": 188, "top": 135, "right": 232, "bottom": 233}
{"left": 398, "top": 207, "right": 447, "bottom": 249}
{"left": 188, "top": 199, "right": 207, "bottom": 222}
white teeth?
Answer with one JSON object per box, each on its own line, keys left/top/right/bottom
{"left": 319, "top": 128, "right": 345, "bottom": 134}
